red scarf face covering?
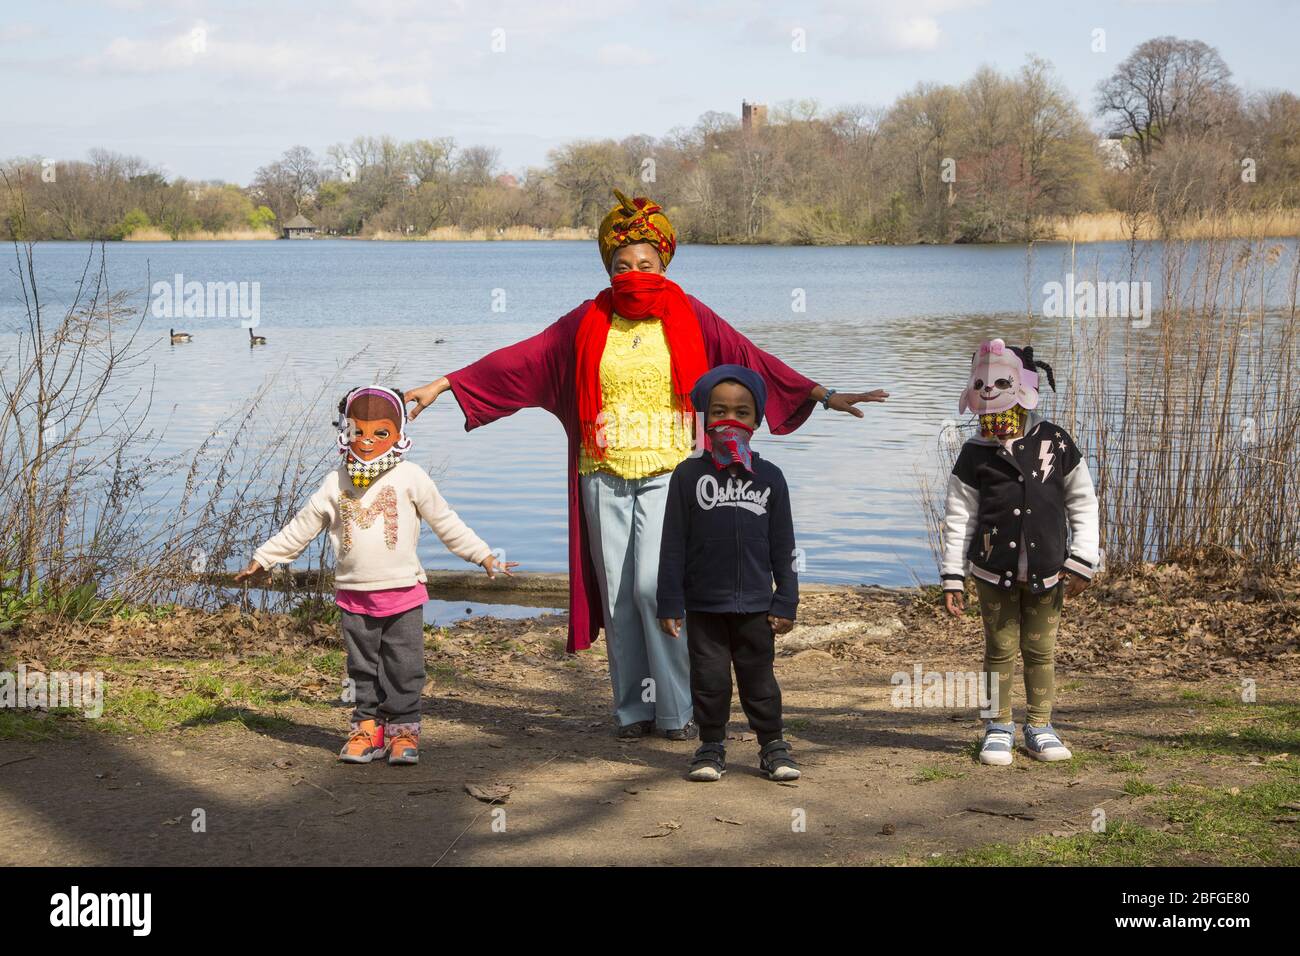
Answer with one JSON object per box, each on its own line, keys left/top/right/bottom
{"left": 576, "top": 271, "right": 708, "bottom": 459}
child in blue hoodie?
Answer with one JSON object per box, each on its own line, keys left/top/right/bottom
{"left": 657, "top": 364, "right": 800, "bottom": 783}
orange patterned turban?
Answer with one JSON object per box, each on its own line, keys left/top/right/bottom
{"left": 597, "top": 189, "right": 676, "bottom": 271}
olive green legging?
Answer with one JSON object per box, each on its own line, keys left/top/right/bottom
{"left": 974, "top": 578, "right": 1062, "bottom": 725}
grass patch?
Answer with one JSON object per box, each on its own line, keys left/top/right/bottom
{"left": 1162, "top": 700, "right": 1300, "bottom": 759}
{"left": 912, "top": 765, "right": 966, "bottom": 783}
{"left": 1110, "top": 755, "right": 1147, "bottom": 774}
{"left": 0, "top": 660, "right": 324, "bottom": 739}
{"left": 931, "top": 777, "right": 1300, "bottom": 866}
{"left": 428, "top": 662, "right": 461, "bottom": 682}
{"left": 313, "top": 650, "right": 346, "bottom": 672}
{"left": 0, "top": 708, "right": 77, "bottom": 741}
{"left": 1123, "top": 777, "right": 1160, "bottom": 796}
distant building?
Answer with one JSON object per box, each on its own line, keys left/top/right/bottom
{"left": 742, "top": 100, "right": 767, "bottom": 132}
{"left": 1097, "top": 137, "right": 1129, "bottom": 171}
{"left": 280, "top": 213, "right": 317, "bottom": 239}
{"left": 496, "top": 173, "right": 521, "bottom": 189}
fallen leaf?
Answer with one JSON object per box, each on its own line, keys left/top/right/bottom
{"left": 715, "top": 816, "right": 743, "bottom": 826}
{"left": 464, "top": 782, "right": 513, "bottom": 804}
{"left": 879, "top": 823, "right": 896, "bottom": 835}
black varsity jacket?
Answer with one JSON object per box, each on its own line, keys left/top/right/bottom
{"left": 940, "top": 416, "right": 1100, "bottom": 595}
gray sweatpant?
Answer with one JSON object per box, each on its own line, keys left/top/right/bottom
{"left": 340, "top": 605, "right": 425, "bottom": 727}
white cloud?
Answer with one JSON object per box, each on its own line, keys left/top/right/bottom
{"left": 739, "top": 0, "right": 987, "bottom": 56}
{"left": 0, "top": 22, "right": 42, "bottom": 43}
{"left": 340, "top": 82, "right": 435, "bottom": 112}
{"left": 824, "top": 13, "right": 944, "bottom": 55}
{"left": 595, "top": 43, "right": 658, "bottom": 67}
{"left": 78, "top": 16, "right": 456, "bottom": 112}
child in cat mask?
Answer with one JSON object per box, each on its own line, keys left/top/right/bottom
{"left": 236, "top": 385, "right": 516, "bottom": 765}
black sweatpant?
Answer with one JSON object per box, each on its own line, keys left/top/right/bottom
{"left": 686, "top": 610, "right": 783, "bottom": 745}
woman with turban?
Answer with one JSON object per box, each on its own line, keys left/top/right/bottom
{"left": 405, "top": 190, "right": 887, "bottom": 739}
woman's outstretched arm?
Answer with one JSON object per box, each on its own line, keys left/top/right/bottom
{"left": 690, "top": 296, "right": 888, "bottom": 434}
{"left": 405, "top": 302, "right": 587, "bottom": 429}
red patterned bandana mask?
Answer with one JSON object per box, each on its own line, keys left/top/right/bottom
{"left": 708, "top": 419, "right": 755, "bottom": 473}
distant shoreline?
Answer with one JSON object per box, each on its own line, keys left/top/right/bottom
{"left": 24, "top": 210, "right": 1299, "bottom": 245}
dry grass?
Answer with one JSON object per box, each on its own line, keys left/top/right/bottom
{"left": 367, "top": 225, "right": 593, "bottom": 242}
{"left": 0, "top": 239, "right": 386, "bottom": 622}
{"left": 123, "top": 227, "right": 279, "bottom": 242}
{"left": 1044, "top": 209, "right": 1300, "bottom": 243}
{"left": 1059, "top": 235, "right": 1300, "bottom": 571}
{"left": 918, "top": 198, "right": 1300, "bottom": 578}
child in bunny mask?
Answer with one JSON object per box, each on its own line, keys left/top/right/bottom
{"left": 941, "top": 340, "right": 1100, "bottom": 767}
{"left": 236, "top": 385, "right": 516, "bottom": 765}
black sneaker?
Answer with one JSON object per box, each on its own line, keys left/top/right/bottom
{"left": 663, "top": 720, "right": 698, "bottom": 741}
{"left": 687, "top": 742, "right": 727, "bottom": 782}
{"left": 759, "top": 739, "right": 801, "bottom": 781}
{"left": 615, "top": 719, "right": 654, "bottom": 739}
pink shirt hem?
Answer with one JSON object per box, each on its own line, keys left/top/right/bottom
{"left": 335, "top": 583, "right": 428, "bottom": 617}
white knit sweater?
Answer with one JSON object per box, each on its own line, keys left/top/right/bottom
{"left": 252, "top": 461, "right": 492, "bottom": 590}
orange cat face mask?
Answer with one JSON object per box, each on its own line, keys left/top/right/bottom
{"left": 336, "top": 386, "right": 411, "bottom": 488}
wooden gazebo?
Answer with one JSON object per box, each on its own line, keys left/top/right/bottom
{"left": 280, "top": 214, "right": 317, "bottom": 239}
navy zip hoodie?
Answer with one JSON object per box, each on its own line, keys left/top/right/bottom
{"left": 656, "top": 363, "right": 799, "bottom": 623}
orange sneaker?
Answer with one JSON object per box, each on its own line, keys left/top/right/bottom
{"left": 386, "top": 726, "right": 420, "bottom": 765}
{"left": 338, "top": 719, "right": 383, "bottom": 763}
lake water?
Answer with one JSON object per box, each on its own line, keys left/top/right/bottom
{"left": 2, "top": 238, "right": 1296, "bottom": 591}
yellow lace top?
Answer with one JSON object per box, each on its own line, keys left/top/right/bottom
{"left": 577, "top": 315, "right": 695, "bottom": 479}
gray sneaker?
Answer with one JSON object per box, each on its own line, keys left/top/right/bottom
{"left": 978, "top": 722, "right": 1016, "bottom": 766}
{"left": 1024, "top": 723, "right": 1072, "bottom": 761}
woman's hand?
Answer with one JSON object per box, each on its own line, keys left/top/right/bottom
{"left": 405, "top": 377, "right": 450, "bottom": 421}
{"left": 659, "top": 618, "right": 682, "bottom": 638}
{"left": 944, "top": 590, "right": 966, "bottom": 617}
{"left": 818, "top": 387, "right": 890, "bottom": 418}
{"left": 233, "top": 559, "right": 269, "bottom": 585}
{"left": 768, "top": 615, "right": 794, "bottom": 635}
{"left": 482, "top": 554, "right": 520, "bottom": 579}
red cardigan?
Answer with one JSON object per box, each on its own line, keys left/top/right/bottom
{"left": 446, "top": 295, "right": 817, "bottom": 652}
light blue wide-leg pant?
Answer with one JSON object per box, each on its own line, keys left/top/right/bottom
{"left": 580, "top": 470, "right": 692, "bottom": 731}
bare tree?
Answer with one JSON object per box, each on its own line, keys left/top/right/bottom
{"left": 1096, "top": 36, "right": 1238, "bottom": 162}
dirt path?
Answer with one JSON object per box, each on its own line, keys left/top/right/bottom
{"left": 3, "top": 587, "right": 1298, "bottom": 866}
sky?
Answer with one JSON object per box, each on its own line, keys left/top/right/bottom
{"left": 2, "top": 0, "right": 1298, "bottom": 184}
